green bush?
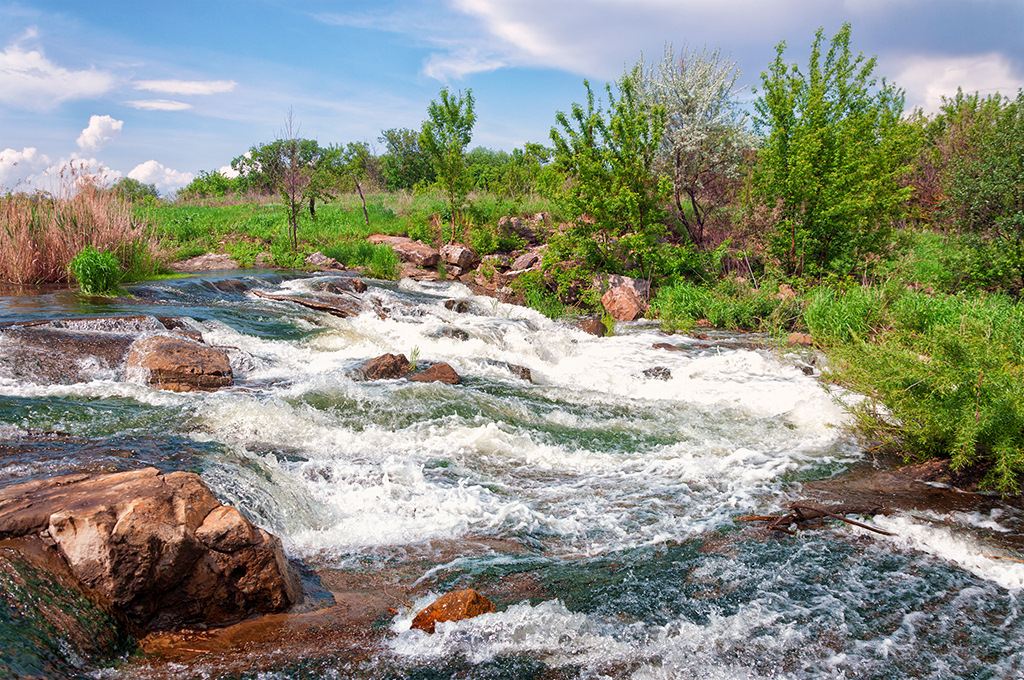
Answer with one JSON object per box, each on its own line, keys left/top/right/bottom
{"left": 650, "top": 279, "right": 801, "bottom": 333}
{"left": 69, "top": 247, "right": 123, "bottom": 296}
{"left": 804, "top": 285, "right": 893, "bottom": 344}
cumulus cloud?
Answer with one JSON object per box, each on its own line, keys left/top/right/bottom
{"left": 0, "top": 43, "right": 116, "bottom": 111}
{"left": 133, "top": 79, "right": 237, "bottom": 95}
{"left": 892, "top": 53, "right": 1024, "bottom": 113}
{"left": 76, "top": 115, "right": 124, "bottom": 152}
{"left": 218, "top": 164, "right": 240, "bottom": 179}
{"left": 128, "top": 160, "right": 194, "bottom": 193}
{"left": 0, "top": 147, "right": 51, "bottom": 188}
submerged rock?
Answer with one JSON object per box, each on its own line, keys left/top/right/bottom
{"left": 484, "top": 359, "right": 533, "bottom": 383}
{"left": 125, "top": 334, "right": 233, "bottom": 392}
{"left": 410, "top": 589, "right": 495, "bottom": 634}
{"left": 642, "top": 366, "right": 672, "bottom": 381}
{"left": 0, "top": 468, "right": 300, "bottom": 631}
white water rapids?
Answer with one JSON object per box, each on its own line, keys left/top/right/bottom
{"left": 1, "top": 272, "right": 1023, "bottom": 679}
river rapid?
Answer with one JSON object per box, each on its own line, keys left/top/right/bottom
{"left": 1, "top": 270, "right": 1023, "bottom": 680}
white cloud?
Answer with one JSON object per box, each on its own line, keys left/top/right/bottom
{"left": 892, "top": 53, "right": 1024, "bottom": 113}
{"left": 28, "top": 157, "right": 122, "bottom": 194}
{"left": 422, "top": 46, "right": 508, "bottom": 80}
{"left": 0, "top": 43, "right": 116, "bottom": 111}
{"left": 128, "top": 160, "right": 194, "bottom": 192}
{"left": 76, "top": 114, "right": 124, "bottom": 152}
{"left": 133, "top": 79, "right": 237, "bottom": 95}
{"left": 0, "top": 147, "right": 51, "bottom": 188}
{"left": 125, "top": 99, "right": 193, "bottom": 111}
{"left": 218, "top": 164, "right": 240, "bottom": 179}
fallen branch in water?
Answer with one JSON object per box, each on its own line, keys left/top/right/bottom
{"left": 737, "top": 502, "right": 894, "bottom": 536}
{"left": 984, "top": 554, "right": 1024, "bottom": 564}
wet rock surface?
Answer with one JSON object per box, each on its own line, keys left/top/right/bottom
{"left": 410, "top": 362, "right": 462, "bottom": 385}
{"left": 0, "top": 467, "right": 300, "bottom": 631}
{"left": 351, "top": 353, "right": 411, "bottom": 381}
{"left": 410, "top": 589, "right": 495, "bottom": 634}
{"left": 125, "top": 334, "right": 233, "bottom": 392}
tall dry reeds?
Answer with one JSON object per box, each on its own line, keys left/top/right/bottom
{"left": 0, "top": 167, "right": 155, "bottom": 285}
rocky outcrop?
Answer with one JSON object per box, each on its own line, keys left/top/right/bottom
{"left": 304, "top": 252, "right": 343, "bottom": 270}
{"left": 410, "top": 589, "right": 495, "bottom": 633}
{"left": 125, "top": 334, "right": 233, "bottom": 392}
{"left": 440, "top": 243, "right": 480, "bottom": 270}
{"left": 0, "top": 316, "right": 205, "bottom": 386}
{"left": 253, "top": 290, "right": 364, "bottom": 318}
{"left": 351, "top": 353, "right": 411, "bottom": 381}
{"left": 0, "top": 468, "right": 299, "bottom": 631}
{"left": 170, "top": 253, "right": 241, "bottom": 272}
{"left": 600, "top": 274, "right": 650, "bottom": 322}
{"left": 410, "top": 362, "right": 462, "bottom": 385}
{"left": 368, "top": 235, "right": 440, "bottom": 268}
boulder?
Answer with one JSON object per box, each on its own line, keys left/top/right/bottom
{"left": 601, "top": 286, "right": 646, "bottom": 322}
{"left": 642, "top": 366, "right": 672, "bottom": 381}
{"left": 410, "top": 362, "right": 462, "bottom": 385}
{"left": 0, "top": 468, "right": 299, "bottom": 630}
{"left": 124, "top": 334, "right": 233, "bottom": 392}
{"left": 304, "top": 251, "right": 343, "bottom": 270}
{"left": 484, "top": 359, "right": 533, "bottom": 383}
{"left": 444, "top": 299, "right": 471, "bottom": 314}
{"left": 574, "top": 317, "right": 608, "bottom": 337}
{"left": 170, "top": 253, "right": 240, "bottom": 272}
{"left": 440, "top": 243, "right": 480, "bottom": 270}
{"left": 368, "top": 235, "right": 440, "bottom": 268}
{"left": 320, "top": 277, "right": 368, "bottom": 295}
{"left": 351, "top": 353, "right": 410, "bottom": 381}
{"left": 410, "top": 589, "right": 495, "bottom": 634}
{"left": 510, "top": 251, "right": 541, "bottom": 271}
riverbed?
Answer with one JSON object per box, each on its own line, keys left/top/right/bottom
{"left": 2, "top": 271, "right": 1022, "bottom": 679}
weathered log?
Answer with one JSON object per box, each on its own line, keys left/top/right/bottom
{"left": 737, "top": 502, "right": 893, "bottom": 536}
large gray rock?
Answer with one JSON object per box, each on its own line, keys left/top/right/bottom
{"left": 0, "top": 468, "right": 299, "bottom": 630}
{"left": 440, "top": 243, "right": 480, "bottom": 270}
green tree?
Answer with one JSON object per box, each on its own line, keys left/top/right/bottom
{"left": 547, "top": 69, "right": 669, "bottom": 296}
{"left": 109, "top": 177, "right": 159, "bottom": 203}
{"left": 378, "top": 127, "right": 434, "bottom": 191}
{"left": 419, "top": 88, "right": 476, "bottom": 243}
{"left": 753, "top": 23, "right": 916, "bottom": 279}
{"left": 639, "top": 44, "right": 756, "bottom": 249}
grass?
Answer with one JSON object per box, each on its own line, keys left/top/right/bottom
{"left": 0, "top": 173, "right": 158, "bottom": 285}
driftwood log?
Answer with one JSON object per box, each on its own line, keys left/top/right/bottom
{"left": 737, "top": 502, "right": 894, "bottom": 536}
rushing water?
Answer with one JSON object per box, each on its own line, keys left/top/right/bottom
{"left": 1, "top": 271, "right": 1023, "bottom": 680}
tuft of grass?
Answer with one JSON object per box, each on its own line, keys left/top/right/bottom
{"left": 69, "top": 247, "right": 123, "bottom": 296}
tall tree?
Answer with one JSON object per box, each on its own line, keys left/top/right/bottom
{"left": 754, "top": 23, "right": 916, "bottom": 279}
{"left": 639, "top": 44, "right": 756, "bottom": 249}
{"left": 419, "top": 88, "right": 476, "bottom": 243}
{"left": 378, "top": 128, "right": 434, "bottom": 190}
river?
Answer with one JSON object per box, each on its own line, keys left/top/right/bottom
{"left": 1, "top": 270, "right": 1022, "bottom": 679}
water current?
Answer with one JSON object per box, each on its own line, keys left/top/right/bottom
{"left": 1, "top": 271, "right": 1023, "bottom": 679}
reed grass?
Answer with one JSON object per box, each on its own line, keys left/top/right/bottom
{"left": 0, "top": 168, "right": 156, "bottom": 285}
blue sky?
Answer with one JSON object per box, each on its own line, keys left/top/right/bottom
{"left": 2, "top": 0, "right": 1023, "bottom": 194}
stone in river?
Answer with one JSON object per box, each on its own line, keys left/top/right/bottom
{"left": 410, "top": 589, "right": 495, "bottom": 634}
{"left": 124, "top": 334, "right": 233, "bottom": 392}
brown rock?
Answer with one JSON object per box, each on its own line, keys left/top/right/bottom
{"left": 410, "top": 362, "right": 462, "bottom": 385}
{"left": 170, "top": 253, "right": 240, "bottom": 272}
{"left": 320, "top": 277, "right": 368, "bottom": 295}
{"left": 510, "top": 251, "right": 541, "bottom": 271}
{"left": 601, "top": 286, "right": 646, "bottom": 322}
{"left": 305, "top": 251, "right": 343, "bottom": 270}
{"left": 653, "top": 342, "right": 685, "bottom": 352}
{"left": 0, "top": 468, "right": 299, "bottom": 630}
{"left": 125, "top": 334, "right": 233, "bottom": 392}
{"left": 368, "top": 235, "right": 440, "bottom": 268}
{"left": 410, "top": 589, "right": 495, "bottom": 634}
{"left": 575, "top": 317, "right": 608, "bottom": 337}
{"left": 440, "top": 243, "right": 480, "bottom": 270}
{"left": 787, "top": 333, "right": 816, "bottom": 347}
{"left": 352, "top": 353, "right": 410, "bottom": 381}
{"left": 485, "top": 359, "right": 532, "bottom": 382}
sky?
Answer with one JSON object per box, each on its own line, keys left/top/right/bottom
{"left": 1, "top": 0, "right": 1023, "bottom": 195}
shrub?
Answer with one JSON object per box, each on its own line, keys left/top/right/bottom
{"left": 69, "top": 247, "right": 123, "bottom": 295}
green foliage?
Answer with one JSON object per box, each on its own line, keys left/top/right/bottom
{"left": 753, "top": 23, "right": 916, "bottom": 279}
{"left": 651, "top": 278, "right": 802, "bottom": 333}
{"left": 512, "top": 270, "right": 567, "bottom": 319}
{"left": 639, "top": 43, "right": 756, "bottom": 249}
{"left": 69, "top": 247, "right": 123, "bottom": 296}
{"left": 547, "top": 69, "right": 670, "bottom": 302}
{"left": 804, "top": 284, "right": 893, "bottom": 344}
{"left": 379, "top": 127, "right": 435, "bottom": 191}
{"left": 420, "top": 88, "right": 477, "bottom": 242}
{"left": 110, "top": 177, "right": 159, "bottom": 204}
{"left": 177, "top": 170, "right": 240, "bottom": 200}
{"left": 824, "top": 289, "right": 1024, "bottom": 493}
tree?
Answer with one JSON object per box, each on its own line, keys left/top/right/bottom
{"left": 753, "top": 23, "right": 916, "bottom": 279}
{"left": 547, "top": 68, "right": 669, "bottom": 291}
{"left": 109, "top": 177, "right": 159, "bottom": 203}
{"left": 378, "top": 127, "right": 434, "bottom": 191}
{"left": 639, "top": 44, "right": 756, "bottom": 249}
{"left": 419, "top": 88, "right": 476, "bottom": 243}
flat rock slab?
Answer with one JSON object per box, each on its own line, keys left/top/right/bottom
{"left": 368, "top": 235, "right": 440, "bottom": 268}
{"left": 0, "top": 467, "right": 299, "bottom": 630}
{"left": 170, "top": 253, "right": 241, "bottom": 272}
{"left": 253, "top": 290, "right": 363, "bottom": 318}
